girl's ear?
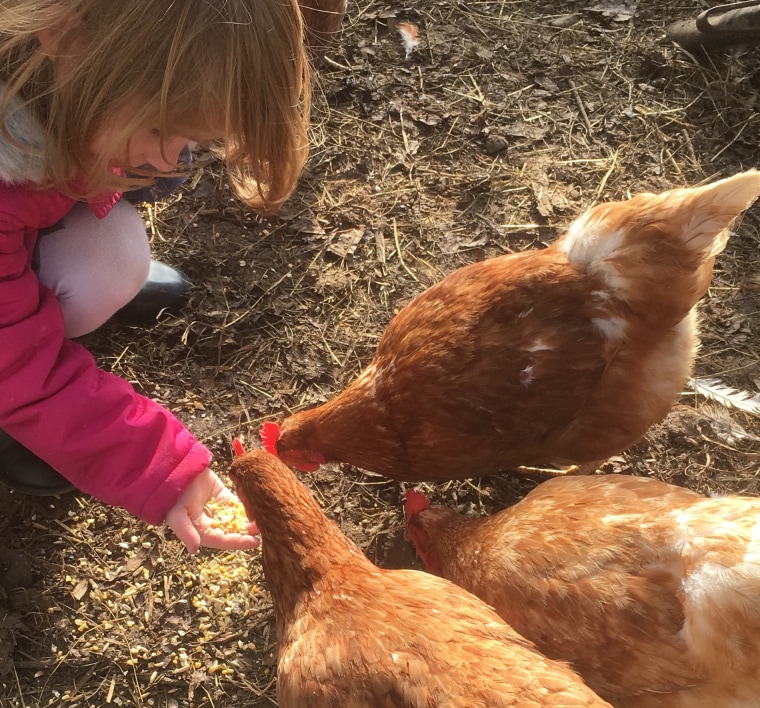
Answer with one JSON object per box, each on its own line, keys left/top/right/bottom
{"left": 36, "top": 29, "right": 58, "bottom": 57}
{"left": 36, "top": 6, "right": 79, "bottom": 59}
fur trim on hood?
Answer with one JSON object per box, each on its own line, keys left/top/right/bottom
{"left": 0, "top": 82, "right": 47, "bottom": 185}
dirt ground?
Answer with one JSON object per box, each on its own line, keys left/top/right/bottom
{"left": 3, "top": 0, "right": 760, "bottom": 705}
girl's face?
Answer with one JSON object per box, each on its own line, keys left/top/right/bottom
{"left": 90, "top": 102, "right": 221, "bottom": 175}
{"left": 120, "top": 129, "right": 190, "bottom": 173}
{"left": 91, "top": 122, "right": 196, "bottom": 174}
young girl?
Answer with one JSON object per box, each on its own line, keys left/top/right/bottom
{"left": 0, "top": 0, "right": 310, "bottom": 553}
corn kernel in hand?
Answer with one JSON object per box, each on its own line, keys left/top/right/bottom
{"left": 205, "top": 496, "right": 251, "bottom": 535}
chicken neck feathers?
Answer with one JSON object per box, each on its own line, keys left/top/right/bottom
{"left": 230, "top": 450, "right": 610, "bottom": 707}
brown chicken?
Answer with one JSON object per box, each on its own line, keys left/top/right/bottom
{"left": 405, "top": 475, "right": 760, "bottom": 707}
{"left": 228, "top": 444, "right": 610, "bottom": 707}
{"left": 299, "top": 0, "right": 346, "bottom": 58}
{"left": 262, "top": 170, "right": 760, "bottom": 481}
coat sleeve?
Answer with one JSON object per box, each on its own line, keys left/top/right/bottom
{"left": 0, "top": 186, "right": 211, "bottom": 525}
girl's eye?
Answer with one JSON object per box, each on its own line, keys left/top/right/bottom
{"left": 150, "top": 128, "right": 161, "bottom": 138}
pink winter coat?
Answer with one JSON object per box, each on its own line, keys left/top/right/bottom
{"left": 0, "top": 89, "right": 211, "bottom": 524}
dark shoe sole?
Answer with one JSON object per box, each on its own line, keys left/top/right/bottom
{"left": 116, "top": 260, "right": 191, "bottom": 322}
{"left": 0, "top": 440, "right": 76, "bottom": 497}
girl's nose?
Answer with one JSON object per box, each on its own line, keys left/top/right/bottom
{"left": 155, "top": 137, "right": 187, "bottom": 171}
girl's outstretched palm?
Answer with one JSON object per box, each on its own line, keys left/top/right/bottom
{"left": 166, "top": 468, "right": 260, "bottom": 554}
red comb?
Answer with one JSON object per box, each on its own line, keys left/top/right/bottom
{"left": 260, "top": 421, "right": 281, "bottom": 456}
{"left": 232, "top": 438, "right": 246, "bottom": 457}
{"left": 404, "top": 489, "right": 430, "bottom": 518}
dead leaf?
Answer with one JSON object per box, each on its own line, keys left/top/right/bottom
{"left": 187, "top": 668, "right": 207, "bottom": 702}
{"left": 485, "top": 134, "right": 509, "bottom": 155}
{"left": 550, "top": 14, "right": 582, "bottom": 28}
{"left": 533, "top": 75, "right": 561, "bottom": 94}
{"left": 747, "top": 272, "right": 760, "bottom": 291}
{"left": 524, "top": 159, "right": 572, "bottom": 217}
{"left": 504, "top": 122, "right": 549, "bottom": 143}
{"left": 71, "top": 579, "right": 89, "bottom": 601}
{"left": 408, "top": 108, "right": 449, "bottom": 127}
{"left": 125, "top": 553, "right": 146, "bottom": 574}
{"left": 290, "top": 212, "right": 326, "bottom": 237}
{"left": 438, "top": 233, "right": 462, "bottom": 255}
{"left": 328, "top": 228, "right": 365, "bottom": 258}
{"left": 590, "top": 0, "right": 639, "bottom": 22}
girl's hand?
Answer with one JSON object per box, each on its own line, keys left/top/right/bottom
{"left": 165, "top": 468, "right": 260, "bottom": 554}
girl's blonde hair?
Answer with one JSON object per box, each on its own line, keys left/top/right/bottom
{"left": 0, "top": 0, "right": 311, "bottom": 214}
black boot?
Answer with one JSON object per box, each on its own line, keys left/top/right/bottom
{"left": 116, "top": 259, "right": 191, "bottom": 322}
{"left": 0, "top": 430, "right": 76, "bottom": 496}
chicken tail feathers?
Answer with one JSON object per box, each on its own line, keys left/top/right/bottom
{"left": 559, "top": 170, "right": 760, "bottom": 328}
{"left": 670, "top": 169, "right": 760, "bottom": 260}
{"left": 562, "top": 170, "right": 760, "bottom": 267}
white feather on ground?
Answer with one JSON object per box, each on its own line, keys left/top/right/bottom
{"left": 688, "top": 377, "right": 760, "bottom": 417}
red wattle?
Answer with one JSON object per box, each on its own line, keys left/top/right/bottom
{"left": 404, "top": 488, "right": 431, "bottom": 517}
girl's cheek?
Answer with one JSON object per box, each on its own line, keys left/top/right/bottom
{"left": 131, "top": 136, "right": 188, "bottom": 171}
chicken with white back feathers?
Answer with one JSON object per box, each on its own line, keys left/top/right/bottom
{"left": 262, "top": 171, "right": 760, "bottom": 482}
{"left": 406, "top": 474, "right": 760, "bottom": 706}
